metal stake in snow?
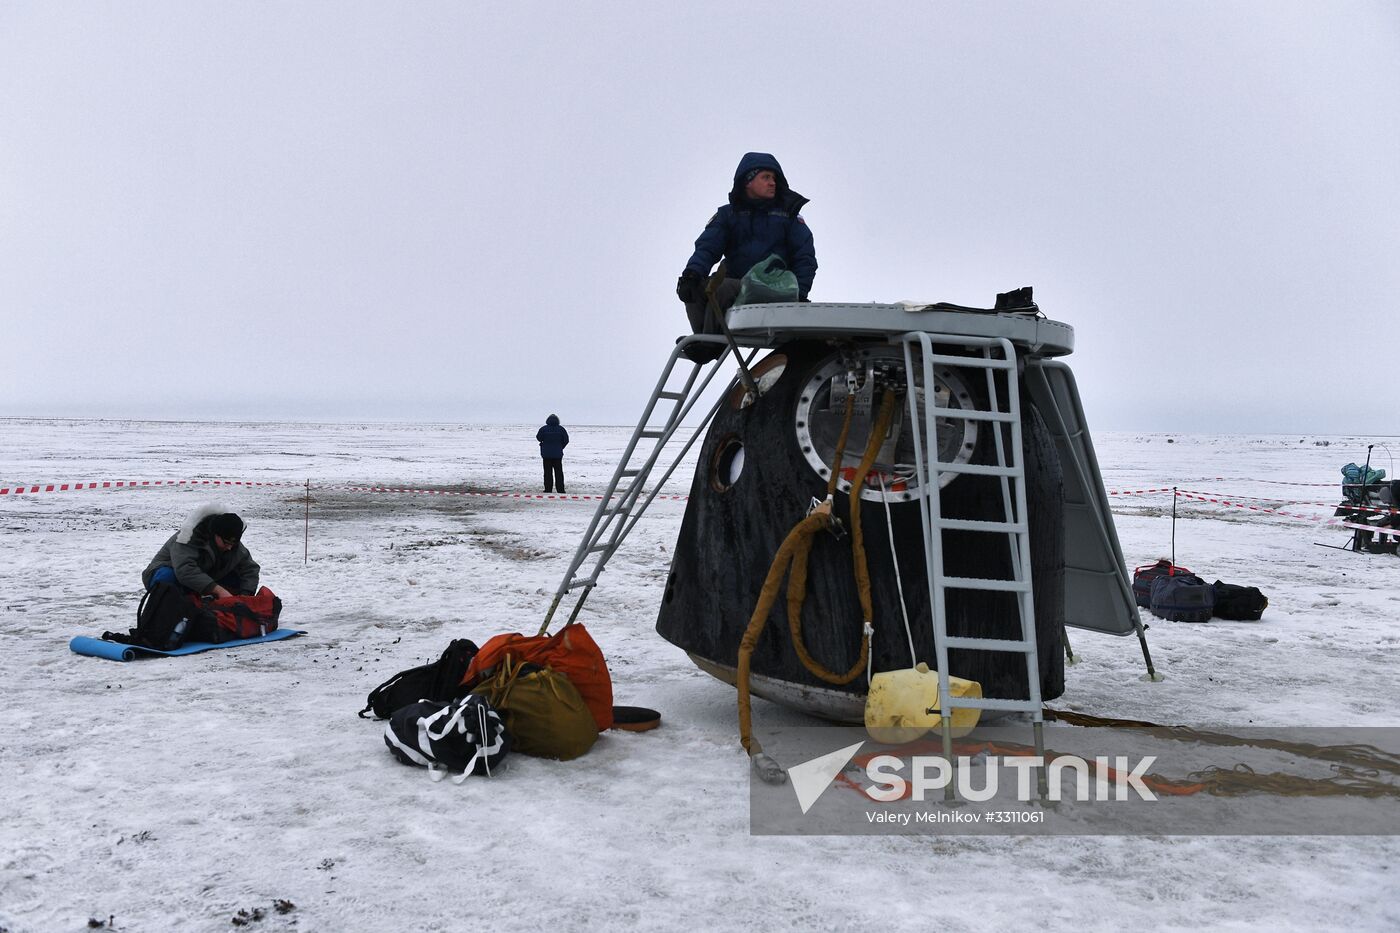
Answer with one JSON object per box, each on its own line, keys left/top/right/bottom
{"left": 1171, "top": 486, "right": 1178, "bottom": 566}
{"left": 304, "top": 479, "right": 311, "bottom": 565}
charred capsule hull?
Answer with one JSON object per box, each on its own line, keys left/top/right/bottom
{"left": 654, "top": 338, "right": 1065, "bottom": 722}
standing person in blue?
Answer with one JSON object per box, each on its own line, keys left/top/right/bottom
{"left": 676, "top": 152, "right": 817, "bottom": 358}
{"left": 536, "top": 414, "right": 570, "bottom": 494}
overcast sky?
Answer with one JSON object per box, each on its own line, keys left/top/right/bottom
{"left": 2, "top": 2, "right": 1396, "bottom": 433}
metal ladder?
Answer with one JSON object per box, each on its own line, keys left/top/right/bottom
{"left": 898, "top": 331, "right": 1048, "bottom": 796}
{"left": 538, "top": 336, "right": 757, "bottom": 635}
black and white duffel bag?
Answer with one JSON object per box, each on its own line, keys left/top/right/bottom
{"left": 384, "top": 694, "right": 510, "bottom": 783}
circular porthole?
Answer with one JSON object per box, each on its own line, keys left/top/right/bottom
{"left": 710, "top": 436, "right": 745, "bottom": 492}
{"left": 792, "top": 347, "right": 980, "bottom": 501}
{"left": 726, "top": 353, "right": 787, "bottom": 409}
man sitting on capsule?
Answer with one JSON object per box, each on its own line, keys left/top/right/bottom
{"left": 141, "top": 504, "right": 260, "bottom": 598}
{"left": 676, "top": 152, "right": 817, "bottom": 360}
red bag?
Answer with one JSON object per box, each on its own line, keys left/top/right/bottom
{"left": 188, "top": 587, "right": 282, "bottom": 642}
{"left": 462, "top": 623, "right": 613, "bottom": 731}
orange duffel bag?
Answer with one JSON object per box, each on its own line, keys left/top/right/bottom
{"left": 461, "top": 623, "right": 613, "bottom": 731}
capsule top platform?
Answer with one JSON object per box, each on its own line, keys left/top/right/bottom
{"left": 724, "top": 302, "right": 1075, "bottom": 358}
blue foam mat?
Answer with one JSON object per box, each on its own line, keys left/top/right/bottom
{"left": 70, "top": 629, "right": 307, "bottom": 662}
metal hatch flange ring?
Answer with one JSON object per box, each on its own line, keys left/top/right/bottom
{"left": 793, "top": 347, "right": 978, "bottom": 503}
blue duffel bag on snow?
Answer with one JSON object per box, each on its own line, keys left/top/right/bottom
{"left": 1149, "top": 572, "right": 1215, "bottom": 623}
{"left": 1132, "top": 559, "right": 1195, "bottom": 609}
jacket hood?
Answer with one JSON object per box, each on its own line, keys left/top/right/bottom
{"left": 176, "top": 502, "right": 238, "bottom": 544}
{"left": 730, "top": 152, "right": 788, "bottom": 200}
{"left": 546, "top": 414, "right": 560, "bottom": 426}
{"left": 728, "top": 151, "right": 807, "bottom": 213}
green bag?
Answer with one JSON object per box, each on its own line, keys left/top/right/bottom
{"left": 470, "top": 656, "right": 598, "bottom": 760}
{"left": 735, "top": 254, "right": 799, "bottom": 306}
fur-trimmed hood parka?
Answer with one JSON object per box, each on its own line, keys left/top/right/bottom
{"left": 141, "top": 502, "right": 260, "bottom": 595}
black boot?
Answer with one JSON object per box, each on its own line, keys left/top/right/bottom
{"left": 678, "top": 337, "right": 725, "bottom": 364}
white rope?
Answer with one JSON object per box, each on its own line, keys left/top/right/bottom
{"left": 447, "top": 698, "right": 507, "bottom": 783}
{"left": 864, "top": 622, "right": 875, "bottom": 686}
{"left": 878, "top": 472, "right": 919, "bottom": 666}
{"left": 474, "top": 701, "right": 499, "bottom": 780}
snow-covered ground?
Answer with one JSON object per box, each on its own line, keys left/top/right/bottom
{"left": 2, "top": 418, "right": 1397, "bottom": 932}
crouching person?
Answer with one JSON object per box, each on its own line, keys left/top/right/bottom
{"left": 142, "top": 505, "right": 259, "bottom": 599}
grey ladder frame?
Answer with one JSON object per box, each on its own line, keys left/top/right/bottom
{"left": 898, "top": 331, "right": 1048, "bottom": 796}
{"left": 538, "top": 336, "right": 758, "bottom": 635}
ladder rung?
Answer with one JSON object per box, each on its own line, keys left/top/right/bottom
{"left": 934, "top": 518, "right": 1026, "bottom": 534}
{"left": 944, "top": 636, "right": 1033, "bottom": 652}
{"left": 919, "top": 352, "right": 1015, "bottom": 372}
{"left": 618, "top": 469, "right": 642, "bottom": 478}
{"left": 942, "top": 408, "right": 1016, "bottom": 424}
{"left": 929, "top": 461, "right": 1020, "bottom": 478}
{"left": 586, "top": 544, "right": 611, "bottom": 554}
{"left": 942, "top": 575, "right": 1031, "bottom": 593}
{"left": 939, "top": 696, "right": 1042, "bottom": 713}
{"left": 639, "top": 430, "right": 667, "bottom": 438}
{"left": 657, "top": 391, "right": 686, "bottom": 401}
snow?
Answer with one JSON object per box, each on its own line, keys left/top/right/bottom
{"left": 2, "top": 418, "right": 1398, "bottom": 932}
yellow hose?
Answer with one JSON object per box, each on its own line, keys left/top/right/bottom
{"left": 737, "top": 388, "right": 897, "bottom": 757}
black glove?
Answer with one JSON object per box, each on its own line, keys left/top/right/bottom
{"left": 676, "top": 269, "right": 706, "bottom": 305}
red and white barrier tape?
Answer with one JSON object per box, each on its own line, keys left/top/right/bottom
{"left": 1101, "top": 486, "right": 1393, "bottom": 527}
{"left": 1208, "top": 477, "right": 1383, "bottom": 489}
{"left": 1177, "top": 488, "right": 1400, "bottom": 517}
{"left": 326, "top": 484, "right": 687, "bottom": 502}
{"left": 1211, "top": 478, "right": 1342, "bottom": 487}
{"left": 1337, "top": 519, "right": 1400, "bottom": 537}
{"left": 9, "top": 478, "right": 1171, "bottom": 502}
{"left": 1, "top": 479, "right": 1378, "bottom": 530}
{"left": 0, "top": 478, "right": 685, "bottom": 502}
{"left": 1172, "top": 490, "right": 1344, "bottom": 526}
{"left": 1, "top": 479, "right": 297, "bottom": 495}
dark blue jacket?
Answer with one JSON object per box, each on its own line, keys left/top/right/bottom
{"left": 684, "top": 152, "right": 817, "bottom": 298}
{"left": 536, "top": 415, "right": 569, "bottom": 459}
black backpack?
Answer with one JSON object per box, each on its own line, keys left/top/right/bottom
{"left": 1212, "top": 581, "right": 1268, "bottom": 621}
{"left": 383, "top": 695, "right": 510, "bottom": 783}
{"left": 103, "top": 584, "right": 215, "bottom": 651}
{"left": 359, "top": 638, "right": 480, "bottom": 719}
{"left": 1149, "top": 572, "right": 1215, "bottom": 623}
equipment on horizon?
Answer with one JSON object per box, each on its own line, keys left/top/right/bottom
{"left": 1322, "top": 445, "right": 1400, "bottom": 555}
